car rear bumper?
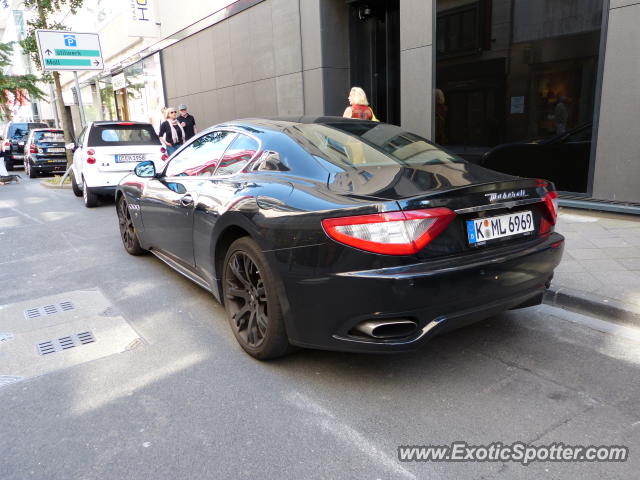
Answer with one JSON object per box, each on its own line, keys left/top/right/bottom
{"left": 31, "top": 160, "right": 67, "bottom": 173}
{"left": 89, "top": 185, "right": 117, "bottom": 197}
{"left": 274, "top": 233, "right": 564, "bottom": 353}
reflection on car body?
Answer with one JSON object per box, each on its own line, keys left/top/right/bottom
{"left": 479, "top": 123, "right": 593, "bottom": 193}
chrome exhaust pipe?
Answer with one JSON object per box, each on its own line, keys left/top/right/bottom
{"left": 354, "top": 319, "right": 418, "bottom": 339}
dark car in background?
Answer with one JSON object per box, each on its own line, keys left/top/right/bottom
{"left": 116, "top": 117, "right": 564, "bottom": 360}
{"left": 2, "top": 121, "right": 48, "bottom": 171}
{"left": 478, "top": 123, "right": 593, "bottom": 193}
{"left": 23, "top": 128, "right": 67, "bottom": 178}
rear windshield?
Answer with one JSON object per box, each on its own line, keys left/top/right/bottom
{"left": 34, "top": 131, "right": 64, "bottom": 142}
{"left": 8, "top": 123, "right": 47, "bottom": 139}
{"left": 288, "top": 123, "right": 463, "bottom": 168}
{"left": 88, "top": 124, "right": 160, "bottom": 147}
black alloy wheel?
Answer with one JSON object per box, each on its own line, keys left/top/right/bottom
{"left": 117, "top": 196, "right": 146, "bottom": 255}
{"left": 222, "top": 237, "right": 291, "bottom": 359}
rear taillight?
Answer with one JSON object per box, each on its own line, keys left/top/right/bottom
{"left": 544, "top": 190, "right": 559, "bottom": 224}
{"left": 321, "top": 208, "right": 456, "bottom": 255}
{"left": 161, "top": 154, "right": 168, "bottom": 161}
{"left": 2, "top": 140, "right": 9, "bottom": 151}
{"left": 160, "top": 147, "right": 166, "bottom": 154}
{"left": 86, "top": 157, "right": 96, "bottom": 164}
{"left": 87, "top": 149, "right": 95, "bottom": 156}
{"left": 29, "top": 145, "right": 37, "bottom": 154}
{"left": 538, "top": 188, "right": 559, "bottom": 235}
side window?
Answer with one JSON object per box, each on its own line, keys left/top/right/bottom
{"left": 165, "top": 131, "right": 236, "bottom": 177}
{"left": 215, "top": 134, "right": 259, "bottom": 176}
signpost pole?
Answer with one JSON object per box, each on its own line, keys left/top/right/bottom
{"left": 73, "top": 71, "right": 86, "bottom": 127}
{"left": 48, "top": 82, "right": 60, "bottom": 128}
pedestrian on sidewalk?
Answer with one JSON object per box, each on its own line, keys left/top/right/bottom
{"left": 343, "top": 87, "right": 378, "bottom": 121}
{"left": 178, "top": 104, "right": 197, "bottom": 141}
{"left": 159, "top": 107, "right": 186, "bottom": 156}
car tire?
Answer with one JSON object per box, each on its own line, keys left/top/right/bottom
{"left": 82, "top": 177, "right": 99, "bottom": 208}
{"left": 4, "top": 158, "right": 13, "bottom": 171}
{"left": 116, "top": 195, "right": 146, "bottom": 256}
{"left": 222, "top": 237, "right": 292, "bottom": 360}
{"left": 26, "top": 161, "right": 37, "bottom": 178}
{"left": 71, "top": 171, "right": 83, "bottom": 197}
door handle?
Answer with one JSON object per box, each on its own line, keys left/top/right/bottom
{"left": 180, "top": 194, "right": 194, "bottom": 206}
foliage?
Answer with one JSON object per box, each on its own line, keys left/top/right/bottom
{"left": 19, "top": 0, "right": 85, "bottom": 72}
{"left": 0, "top": 42, "right": 45, "bottom": 119}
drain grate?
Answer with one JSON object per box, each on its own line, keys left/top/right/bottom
{"left": 23, "top": 301, "right": 75, "bottom": 320}
{"left": 36, "top": 331, "right": 95, "bottom": 356}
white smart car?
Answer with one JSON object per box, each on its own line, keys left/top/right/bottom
{"left": 71, "top": 121, "right": 168, "bottom": 207}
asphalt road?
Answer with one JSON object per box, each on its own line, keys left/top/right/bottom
{"left": 1, "top": 176, "right": 638, "bottom": 480}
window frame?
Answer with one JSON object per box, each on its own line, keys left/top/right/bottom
{"left": 211, "top": 132, "right": 262, "bottom": 178}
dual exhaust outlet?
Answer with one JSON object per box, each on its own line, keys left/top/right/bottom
{"left": 353, "top": 318, "right": 418, "bottom": 340}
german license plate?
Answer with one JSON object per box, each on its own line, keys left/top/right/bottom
{"left": 47, "top": 147, "right": 65, "bottom": 153}
{"left": 467, "top": 210, "right": 534, "bottom": 245}
{"left": 116, "top": 154, "right": 145, "bottom": 163}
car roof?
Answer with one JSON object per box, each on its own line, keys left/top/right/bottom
{"left": 215, "top": 116, "right": 377, "bottom": 134}
{"left": 91, "top": 121, "right": 152, "bottom": 126}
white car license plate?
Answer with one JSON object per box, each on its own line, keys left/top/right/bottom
{"left": 18, "top": 141, "right": 24, "bottom": 145}
{"left": 116, "top": 154, "right": 145, "bottom": 163}
{"left": 467, "top": 210, "right": 534, "bottom": 245}
{"left": 48, "top": 147, "right": 65, "bottom": 153}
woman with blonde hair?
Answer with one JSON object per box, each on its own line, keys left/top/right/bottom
{"left": 158, "top": 107, "right": 186, "bottom": 156}
{"left": 343, "top": 86, "right": 376, "bottom": 121}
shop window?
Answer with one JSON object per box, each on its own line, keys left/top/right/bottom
{"left": 437, "top": 3, "right": 481, "bottom": 58}
{"left": 435, "top": 0, "right": 603, "bottom": 194}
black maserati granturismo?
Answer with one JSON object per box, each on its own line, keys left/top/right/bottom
{"left": 115, "top": 117, "right": 564, "bottom": 359}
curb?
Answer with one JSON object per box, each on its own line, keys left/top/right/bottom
{"left": 40, "top": 181, "right": 71, "bottom": 189}
{"left": 543, "top": 286, "right": 640, "bottom": 330}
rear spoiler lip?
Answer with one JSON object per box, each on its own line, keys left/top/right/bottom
{"left": 453, "top": 197, "right": 543, "bottom": 215}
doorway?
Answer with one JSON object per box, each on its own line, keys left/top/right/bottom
{"left": 347, "top": 0, "right": 400, "bottom": 125}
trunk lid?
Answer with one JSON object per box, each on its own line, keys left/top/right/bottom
{"left": 326, "top": 163, "right": 553, "bottom": 258}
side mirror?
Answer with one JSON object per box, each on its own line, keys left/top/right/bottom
{"left": 134, "top": 160, "right": 156, "bottom": 178}
{"left": 65, "top": 142, "right": 75, "bottom": 151}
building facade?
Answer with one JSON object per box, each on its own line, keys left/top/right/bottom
{"left": 44, "top": 0, "right": 639, "bottom": 208}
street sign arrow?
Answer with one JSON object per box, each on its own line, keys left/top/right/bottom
{"left": 45, "top": 49, "right": 52, "bottom": 55}
{"left": 93, "top": 60, "right": 100, "bottom": 66}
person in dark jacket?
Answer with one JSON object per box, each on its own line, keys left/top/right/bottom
{"left": 178, "top": 104, "right": 197, "bottom": 141}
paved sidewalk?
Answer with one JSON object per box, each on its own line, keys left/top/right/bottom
{"left": 545, "top": 207, "right": 640, "bottom": 327}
